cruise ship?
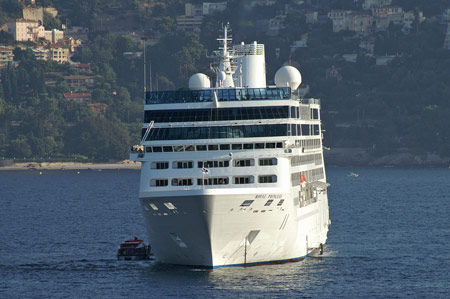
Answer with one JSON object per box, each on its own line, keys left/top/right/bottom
{"left": 130, "top": 25, "right": 330, "bottom": 268}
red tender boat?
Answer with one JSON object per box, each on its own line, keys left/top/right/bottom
{"left": 117, "top": 237, "right": 151, "bottom": 260}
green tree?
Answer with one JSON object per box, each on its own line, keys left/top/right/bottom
{"left": 44, "top": 12, "right": 62, "bottom": 30}
{"left": 63, "top": 116, "right": 130, "bottom": 161}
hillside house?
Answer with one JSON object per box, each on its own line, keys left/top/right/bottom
{"left": 0, "top": 46, "right": 14, "bottom": 68}
{"left": 7, "top": 19, "right": 44, "bottom": 41}
{"left": 63, "top": 93, "right": 92, "bottom": 103}
{"left": 64, "top": 75, "right": 95, "bottom": 90}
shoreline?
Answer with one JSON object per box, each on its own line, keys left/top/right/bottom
{"left": 0, "top": 160, "right": 141, "bottom": 171}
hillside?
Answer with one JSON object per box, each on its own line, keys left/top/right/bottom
{"left": 1, "top": 0, "right": 450, "bottom": 165}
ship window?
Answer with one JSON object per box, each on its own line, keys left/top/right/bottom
{"left": 234, "top": 159, "right": 254, "bottom": 167}
{"left": 243, "top": 143, "right": 254, "bottom": 149}
{"left": 311, "top": 108, "right": 319, "bottom": 120}
{"left": 145, "top": 146, "right": 152, "bottom": 153}
{"left": 301, "top": 124, "right": 310, "bottom": 136}
{"left": 259, "top": 158, "right": 277, "bottom": 166}
{"left": 292, "top": 124, "right": 297, "bottom": 136}
{"left": 197, "top": 177, "right": 229, "bottom": 185}
{"left": 290, "top": 106, "right": 296, "bottom": 118}
{"left": 219, "top": 144, "right": 230, "bottom": 150}
{"left": 313, "top": 124, "right": 320, "bottom": 135}
{"left": 185, "top": 145, "right": 195, "bottom": 151}
{"left": 265, "top": 143, "right": 275, "bottom": 149}
{"left": 198, "top": 160, "right": 229, "bottom": 168}
{"left": 163, "top": 146, "right": 173, "bottom": 152}
{"left": 240, "top": 200, "right": 254, "bottom": 207}
{"left": 258, "top": 175, "right": 277, "bottom": 183}
{"left": 174, "top": 161, "right": 193, "bottom": 169}
{"left": 172, "top": 178, "right": 193, "bottom": 186}
{"left": 255, "top": 143, "right": 264, "bottom": 149}
{"left": 149, "top": 202, "right": 158, "bottom": 210}
{"left": 276, "top": 142, "right": 283, "bottom": 148}
{"left": 277, "top": 199, "right": 284, "bottom": 206}
{"left": 151, "top": 179, "right": 168, "bottom": 187}
{"left": 173, "top": 146, "right": 184, "bottom": 152}
{"left": 196, "top": 145, "right": 207, "bottom": 151}
{"left": 232, "top": 144, "right": 242, "bottom": 150}
{"left": 264, "top": 200, "right": 274, "bottom": 206}
{"left": 151, "top": 162, "right": 169, "bottom": 169}
{"left": 234, "top": 176, "right": 254, "bottom": 184}
{"left": 163, "top": 202, "right": 177, "bottom": 210}
{"left": 208, "top": 144, "right": 219, "bottom": 151}
{"left": 152, "top": 146, "right": 162, "bottom": 152}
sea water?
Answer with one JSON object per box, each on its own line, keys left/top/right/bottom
{"left": 1, "top": 167, "right": 449, "bottom": 298}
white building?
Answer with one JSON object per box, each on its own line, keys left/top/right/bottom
{"left": 7, "top": 19, "right": 45, "bottom": 42}
{"left": 202, "top": 2, "right": 227, "bottom": 15}
{"left": 44, "top": 29, "right": 64, "bottom": 44}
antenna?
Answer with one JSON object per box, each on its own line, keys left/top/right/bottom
{"left": 149, "top": 60, "right": 152, "bottom": 92}
{"left": 143, "top": 39, "right": 146, "bottom": 97}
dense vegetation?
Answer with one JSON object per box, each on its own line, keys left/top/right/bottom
{"left": 1, "top": 0, "right": 450, "bottom": 162}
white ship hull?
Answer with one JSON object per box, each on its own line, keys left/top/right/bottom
{"left": 139, "top": 189, "right": 329, "bottom": 268}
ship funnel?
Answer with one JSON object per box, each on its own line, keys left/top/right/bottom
{"left": 274, "top": 66, "right": 302, "bottom": 91}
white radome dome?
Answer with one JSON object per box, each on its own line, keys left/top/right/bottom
{"left": 274, "top": 66, "right": 302, "bottom": 91}
{"left": 189, "top": 73, "right": 210, "bottom": 90}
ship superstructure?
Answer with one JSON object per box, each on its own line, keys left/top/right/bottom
{"left": 130, "top": 25, "right": 330, "bottom": 268}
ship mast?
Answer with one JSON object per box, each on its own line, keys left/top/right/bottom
{"left": 209, "top": 23, "right": 239, "bottom": 88}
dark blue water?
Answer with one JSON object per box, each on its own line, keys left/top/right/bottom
{"left": 1, "top": 167, "right": 449, "bottom": 298}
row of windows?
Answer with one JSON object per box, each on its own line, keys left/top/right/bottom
{"left": 144, "top": 106, "right": 320, "bottom": 123}
{"left": 144, "top": 139, "right": 322, "bottom": 154}
{"left": 145, "top": 142, "right": 284, "bottom": 153}
{"left": 144, "top": 106, "right": 289, "bottom": 123}
{"left": 145, "top": 124, "right": 288, "bottom": 141}
{"left": 150, "top": 175, "right": 277, "bottom": 187}
{"left": 145, "top": 87, "right": 291, "bottom": 104}
{"left": 291, "top": 167, "right": 325, "bottom": 186}
{"left": 151, "top": 158, "right": 277, "bottom": 170}
{"left": 291, "top": 154, "right": 323, "bottom": 167}
{"left": 143, "top": 124, "right": 320, "bottom": 141}
{"left": 241, "top": 199, "right": 284, "bottom": 207}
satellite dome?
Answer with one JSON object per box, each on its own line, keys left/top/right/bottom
{"left": 274, "top": 66, "right": 302, "bottom": 91}
{"left": 189, "top": 73, "right": 210, "bottom": 90}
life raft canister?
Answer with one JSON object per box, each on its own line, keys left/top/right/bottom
{"left": 300, "top": 175, "right": 307, "bottom": 183}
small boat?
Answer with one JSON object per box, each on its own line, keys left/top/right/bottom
{"left": 117, "top": 237, "right": 151, "bottom": 260}
{"left": 348, "top": 172, "right": 359, "bottom": 177}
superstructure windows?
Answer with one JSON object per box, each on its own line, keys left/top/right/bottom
{"left": 234, "top": 159, "right": 254, "bottom": 167}
{"left": 173, "top": 161, "right": 193, "bottom": 169}
{"left": 232, "top": 144, "right": 243, "bottom": 150}
{"left": 172, "top": 178, "right": 193, "bottom": 186}
{"left": 259, "top": 158, "right": 277, "bottom": 166}
{"left": 301, "top": 124, "right": 310, "bottom": 136}
{"left": 311, "top": 108, "right": 319, "bottom": 120}
{"left": 198, "top": 160, "right": 229, "bottom": 168}
{"left": 146, "top": 124, "right": 288, "bottom": 141}
{"left": 234, "top": 176, "right": 254, "bottom": 184}
{"left": 163, "top": 146, "right": 173, "bottom": 152}
{"left": 151, "top": 162, "right": 169, "bottom": 169}
{"left": 151, "top": 179, "right": 168, "bottom": 187}
{"left": 197, "top": 177, "right": 229, "bottom": 185}
{"left": 152, "top": 146, "right": 162, "bottom": 152}
{"left": 144, "top": 106, "right": 290, "bottom": 123}
{"left": 258, "top": 175, "right": 277, "bottom": 184}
